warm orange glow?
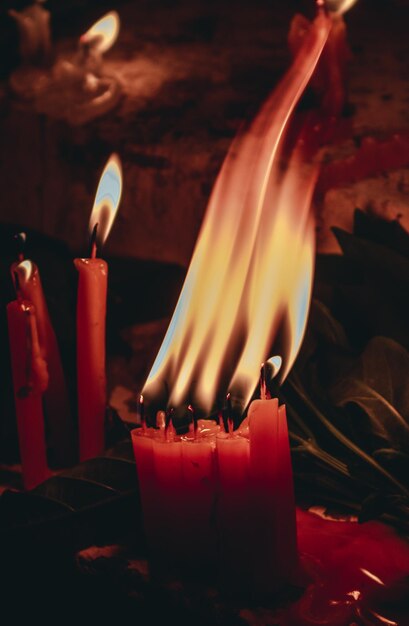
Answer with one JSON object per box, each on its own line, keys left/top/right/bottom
{"left": 266, "top": 356, "right": 283, "bottom": 378}
{"left": 88, "top": 153, "right": 122, "bottom": 248}
{"left": 325, "top": 0, "right": 358, "bottom": 14}
{"left": 15, "top": 259, "right": 34, "bottom": 283}
{"left": 144, "top": 12, "right": 331, "bottom": 413}
{"left": 360, "top": 568, "right": 385, "bottom": 586}
{"left": 81, "top": 11, "right": 120, "bottom": 54}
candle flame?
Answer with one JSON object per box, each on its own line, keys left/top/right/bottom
{"left": 88, "top": 153, "right": 122, "bottom": 249}
{"left": 15, "top": 259, "right": 34, "bottom": 283}
{"left": 266, "top": 356, "right": 283, "bottom": 379}
{"left": 144, "top": 13, "right": 331, "bottom": 414}
{"left": 81, "top": 11, "right": 120, "bottom": 54}
{"left": 325, "top": 0, "right": 358, "bottom": 15}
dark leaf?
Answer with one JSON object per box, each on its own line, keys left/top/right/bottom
{"left": 333, "top": 227, "right": 409, "bottom": 283}
{"left": 373, "top": 449, "right": 409, "bottom": 483}
{"left": 331, "top": 378, "right": 409, "bottom": 451}
{"left": 356, "top": 337, "right": 409, "bottom": 418}
{"left": 360, "top": 493, "right": 409, "bottom": 525}
{"left": 353, "top": 210, "right": 409, "bottom": 260}
{"left": 308, "top": 298, "right": 351, "bottom": 350}
{"left": 0, "top": 436, "right": 141, "bottom": 547}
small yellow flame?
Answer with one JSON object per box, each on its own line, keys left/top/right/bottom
{"left": 144, "top": 12, "right": 331, "bottom": 412}
{"left": 325, "top": 0, "right": 358, "bottom": 15}
{"left": 266, "top": 356, "right": 283, "bottom": 379}
{"left": 15, "top": 259, "right": 33, "bottom": 283}
{"left": 81, "top": 11, "right": 120, "bottom": 54}
{"left": 88, "top": 153, "right": 122, "bottom": 248}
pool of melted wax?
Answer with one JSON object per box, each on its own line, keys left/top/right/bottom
{"left": 284, "top": 509, "right": 409, "bottom": 626}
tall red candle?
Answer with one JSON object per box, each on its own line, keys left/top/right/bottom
{"left": 181, "top": 435, "right": 217, "bottom": 570}
{"left": 216, "top": 432, "right": 250, "bottom": 590}
{"left": 13, "top": 259, "right": 74, "bottom": 465}
{"left": 75, "top": 257, "right": 108, "bottom": 461}
{"left": 75, "top": 154, "right": 122, "bottom": 462}
{"left": 7, "top": 300, "right": 50, "bottom": 489}
{"left": 248, "top": 397, "right": 298, "bottom": 593}
{"left": 131, "top": 426, "right": 160, "bottom": 550}
{"left": 277, "top": 403, "right": 298, "bottom": 575}
{"left": 152, "top": 435, "right": 185, "bottom": 568}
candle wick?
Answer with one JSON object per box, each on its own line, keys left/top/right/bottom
{"left": 13, "top": 271, "right": 23, "bottom": 302}
{"left": 138, "top": 393, "right": 146, "bottom": 433}
{"left": 188, "top": 404, "right": 197, "bottom": 439}
{"left": 165, "top": 407, "right": 174, "bottom": 441}
{"left": 226, "top": 392, "right": 234, "bottom": 435}
{"left": 156, "top": 409, "right": 165, "bottom": 431}
{"left": 14, "top": 231, "right": 26, "bottom": 262}
{"left": 316, "top": 0, "right": 328, "bottom": 17}
{"left": 218, "top": 409, "right": 225, "bottom": 433}
{"left": 260, "top": 363, "right": 266, "bottom": 401}
{"left": 89, "top": 223, "right": 99, "bottom": 259}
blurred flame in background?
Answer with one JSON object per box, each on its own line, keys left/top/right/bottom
{"left": 81, "top": 11, "right": 120, "bottom": 53}
{"left": 325, "top": 0, "right": 358, "bottom": 16}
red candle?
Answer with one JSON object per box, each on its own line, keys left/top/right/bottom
{"left": 181, "top": 435, "right": 217, "bottom": 570}
{"left": 152, "top": 435, "right": 185, "bottom": 568}
{"left": 216, "top": 431, "right": 250, "bottom": 590}
{"left": 75, "top": 256, "right": 108, "bottom": 461}
{"left": 248, "top": 397, "right": 298, "bottom": 593}
{"left": 131, "top": 426, "right": 159, "bottom": 550}
{"left": 13, "top": 259, "right": 74, "bottom": 465}
{"left": 75, "top": 154, "right": 122, "bottom": 462}
{"left": 277, "top": 403, "right": 298, "bottom": 575}
{"left": 7, "top": 299, "right": 50, "bottom": 489}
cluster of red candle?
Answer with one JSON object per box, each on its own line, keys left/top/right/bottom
{"left": 132, "top": 392, "right": 297, "bottom": 592}
{"left": 129, "top": 2, "right": 354, "bottom": 589}
{"left": 7, "top": 154, "right": 122, "bottom": 489}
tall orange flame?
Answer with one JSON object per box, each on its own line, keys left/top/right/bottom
{"left": 81, "top": 11, "right": 120, "bottom": 54}
{"left": 88, "top": 153, "right": 122, "bottom": 249}
{"left": 144, "top": 11, "right": 332, "bottom": 414}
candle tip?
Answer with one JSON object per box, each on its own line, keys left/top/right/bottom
{"left": 14, "top": 231, "right": 26, "bottom": 262}
{"left": 225, "top": 392, "right": 234, "bottom": 435}
{"left": 138, "top": 393, "right": 145, "bottom": 431}
{"left": 218, "top": 410, "right": 225, "bottom": 433}
{"left": 260, "top": 363, "right": 267, "bottom": 401}
{"left": 156, "top": 409, "right": 166, "bottom": 431}
{"left": 165, "top": 407, "right": 174, "bottom": 441}
{"left": 89, "top": 223, "right": 98, "bottom": 258}
{"left": 12, "top": 270, "right": 21, "bottom": 299}
{"left": 188, "top": 404, "right": 197, "bottom": 438}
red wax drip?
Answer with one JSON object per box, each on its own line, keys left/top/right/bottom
{"left": 285, "top": 509, "right": 409, "bottom": 626}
